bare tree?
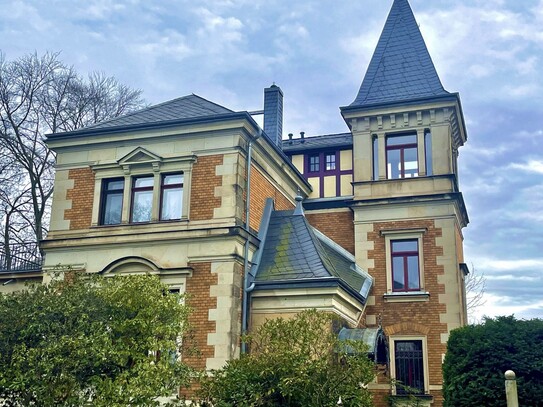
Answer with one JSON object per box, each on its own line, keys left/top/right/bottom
{"left": 465, "top": 264, "right": 486, "bottom": 323}
{"left": 0, "top": 52, "right": 145, "bottom": 268}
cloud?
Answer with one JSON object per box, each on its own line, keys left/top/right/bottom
{"left": 472, "top": 292, "right": 543, "bottom": 321}
{"left": 509, "top": 159, "right": 543, "bottom": 174}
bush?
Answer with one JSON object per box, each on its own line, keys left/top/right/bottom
{"left": 198, "top": 310, "right": 375, "bottom": 406}
{"left": 443, "top": 316, "right": 543, "bottom": 406}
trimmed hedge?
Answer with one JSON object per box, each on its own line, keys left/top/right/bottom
{"left": 443, "top": 316, "right": 543, "bottom": 407}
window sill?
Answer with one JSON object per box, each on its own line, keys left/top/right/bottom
{"left": 384, "top": 291, "right": 430, "bottom": 303}
{"left": 389, "top": 394, "right": 433, "bottom": 406}
{"left": 93, "top": 219, "right": 189, "bottom": 228}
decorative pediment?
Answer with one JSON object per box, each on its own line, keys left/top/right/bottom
{"left": 118, "top": 147, "right": 163, "bottom": 174}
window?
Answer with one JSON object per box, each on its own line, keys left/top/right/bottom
{"left": 160, "top": 174, "right": 183, "bottom": 221}
{"left": 372, "top": 135, "right": 379, "bottom": 181}
{"left": 309, "top": 154, "right": 320, "bottom": 172}
{"left": 325, "top": 153, "right": 336, "bottom": 171}
{"left": 131, "top": 176, "right": 154, "bottom": 223}
{"left": 424, "top": 131, "right": 432, "bottom": 176}
{"left": 100, "top": 178, "right": 124, "bottom": 225}
{"left": 386, "top": 134, "right": 418, "bottom": 179}
{"left": 391, "top": 239, "right": 420, "bottom": 292}
{"left": 394, "top": 340, "right": 425, "bottom": 395}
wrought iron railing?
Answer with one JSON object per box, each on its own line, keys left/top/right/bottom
{"left": 0, "top": 243, "right": 43, "bottom": 273}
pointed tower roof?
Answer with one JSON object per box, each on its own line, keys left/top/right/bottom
{"left": 349, "top": 0, "right": 449, "bottom": 108}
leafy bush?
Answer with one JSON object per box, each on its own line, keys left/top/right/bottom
{"left": 443, "top": 316, "right": 543, "bottom": 407}
{"left": 198, "top": 310, "right": 375, "bottom": 407}
{"left": 0, "top": 273, "right": 192, "bottom": 406}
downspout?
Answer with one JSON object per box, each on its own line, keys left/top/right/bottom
{"left": 241, "top": 130, "right": 260, "bottom": 354}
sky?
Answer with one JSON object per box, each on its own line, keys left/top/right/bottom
{"left": 1, "top": 0, "right": 542, "bottom": 321}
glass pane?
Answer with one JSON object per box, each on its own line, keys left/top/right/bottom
{"left": 163, "top": 174, "right": 183, "bottom": 185}
{"left": 103, "top": 193, "right": 123, "bottom": 225}
{"left": 387, "top": 134, "right": 416, "bottom": 146}
{"left": 134, "top": 176, "right": 154, "bottom": 188}
{"left": 407, "top": 255, "right": 420, "bottom": 290}
{"left": 132, "top": 190, "right": 153, "bottom": 222}
{"left": 373, "top": 137, "right": 379, "bottom": 180}
{"left": 393, "top": 257, "right": 405, "bottom": 290}
{"left": 392, "top": 240, "right": 418, "bottom": 253}
{"left": 106, "top": 180, "right": 124, "bottom": 191}
{"left": 425, "top": 131, "right": 433, "bottom": 176}
{"left": 387, "top": 149, "right": 401, "bottom": 179}
{"left": 325, "top": 154, "right": 336, "bottom": 171}
{"left": 161, "top": 188, "right": 183, "bottom": 220}
{"left": 309, "top": 155, "right": 319, "bottom": 172}
{"left": 404, "top": 147, "right": 418, "bottom": 178}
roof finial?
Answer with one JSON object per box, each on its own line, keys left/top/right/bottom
{"left": 293, "top": 189, "right": 304, "bottom": 216}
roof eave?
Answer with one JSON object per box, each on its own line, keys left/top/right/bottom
{"left": 46, "top": 111, "right": 260, "bottom": 140}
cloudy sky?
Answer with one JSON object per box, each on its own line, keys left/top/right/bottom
{"left": 1, "top": 0, "right": 542, "bottom": 321}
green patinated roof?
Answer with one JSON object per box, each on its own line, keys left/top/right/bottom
{"left": 251, "top": 200, "right": 372, "bottom": 301}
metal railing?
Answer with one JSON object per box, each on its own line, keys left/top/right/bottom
{"left": 0, "top": 243, "right": 43, "bottom": 273}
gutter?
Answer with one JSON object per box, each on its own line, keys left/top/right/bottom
{"left": 241, "top": 129, "right": 261, "bottom": 354}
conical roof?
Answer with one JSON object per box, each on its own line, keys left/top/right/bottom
{"left": 350, "top": 0, "right": 449, "bottom": 107}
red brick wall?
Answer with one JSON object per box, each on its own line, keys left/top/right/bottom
{"left": 190, "top": 155, "right": 223, "bottom": 221}
{"left": 249, "top": 165, "right": 294, "bottom": 231}
{"left": 305, "top": 210, "right": 355, "bottom": 255}
{"left": 364, "top": 219, "right": 447, "bottom": 405}
{"left": 65, "top": 168, "right": 95, "bottom": 230}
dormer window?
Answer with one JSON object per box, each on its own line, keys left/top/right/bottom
{"left": 386, "top": 134, "right": 418, "bottom": 179}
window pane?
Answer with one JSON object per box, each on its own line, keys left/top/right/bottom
{"left": 309, "top": 155, "right": 320, "bottom": 172}
{"left": 325, "top": 154, "right": 336, "bottom": 171}
{"left": 161, "top": 188, "right": 183, "bottom": 220}
{"left": 404, "top": 147, "right": 418, "bottom": 178}
{"left": 163, "top": 174, "right": 183, "bottom": 185}
{"left": 134, "top": 177, "right": 154, "bottom": 188}
{"left": 392, "top": 240, "right": 418, "bottom": 253}
{"left": 373, "top": 136, "right": 379, "bottom": 180}
{"left": 395, "top": 340, "right": 424, "bottom": 395}
{"left": 132, "top": 190, "right": 153, "bottom": 222}
{"left": 407, "top": 255, "right": 420, "bottom": 290}
{"left": 387, "top": 149, "right": 401, "bottom": 179}
{"left": 425, "top": 131, "right": 433, "bottom": 176}
{"left": 393, "top": 257, "right": 405, "bottom": 290}
{"left": 106, "top": 180, "right": 124, "bottom": 191}
{"left": 103, "top": 193, "right": 123, "bottom": 225}
{"left": 387, "top": 134, "right": 416, "bottom": 146}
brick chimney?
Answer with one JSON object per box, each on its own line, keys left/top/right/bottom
{"left": 263, "top": 84, "right": 283, "bottom": 148}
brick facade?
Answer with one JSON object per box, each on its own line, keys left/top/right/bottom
{"left": 249, "top": 165, "right": 294, "bottom": 231}
{"left": 65, "top": 168, "right": 95, "bottom": 230}
{"left": 306, "top": 209, "right": 355, "bottom": 254}
{"left": 364, "top": 219, "right": 448, "bottom": 404}
{"left": 190, "top": 155, "right": 223, "bottom": 221}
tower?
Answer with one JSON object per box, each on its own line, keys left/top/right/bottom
{"left": 340, "top": 0, "right": 469, "bottom": 404}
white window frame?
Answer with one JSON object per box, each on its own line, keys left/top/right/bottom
{"left": 90, "top": 148, "right": 196, "bottom": 226}
{"left": 389, "top": 335, "right": 429, "bottom": 396}
{"left": 381, "top": 228, "right": 429, "bottom": 302}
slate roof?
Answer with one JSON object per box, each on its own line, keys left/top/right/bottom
{"left": 84, "top": 94, "right": 233, "bottom": 131}
{"left": 251, "top": 199, "right": 372, "bottom": 301}
{"left": 349, "top": 0, "right": 449, "bottom": 108}
{"left": 282, "top": 132, "right": 353, "bottom": 153}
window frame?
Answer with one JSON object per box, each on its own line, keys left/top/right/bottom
{"left": 381, "top": 229, "right": 428, "bottom": 301}
{"left": 130, "top": 175, "right": 155, "bottom": 223}
{"left": 389, "top": 336, "right": 429, "bottom": 396}
{"left": 99, "top": 178, "right": 125, "bottom": 225}
{"left": 386, "top": 133, "right": 419, "bottom": 179}
{"left": 160, "top": 173, "right": 184, "bottom": 221}
{"left": 308, "top": 154, "right": 320, "bottom": 173}
{"left": 391, "top": 239, "right": 420, "bottom": 292}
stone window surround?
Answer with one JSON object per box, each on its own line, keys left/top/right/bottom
{"left": 389, "top": 335, "right": 430, "bottom": 397}
{"left": 90, "top": 149, "right": 196, "bottom": 227}
{"left": 373, "top": 128, "right": 430, "bottom": 181}
{"left": 381, "top": 228, "right": 429, "bottom": 302}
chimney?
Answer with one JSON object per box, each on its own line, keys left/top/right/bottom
{"left": 263, "top": 84, "right": 283, "bottom": 148}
